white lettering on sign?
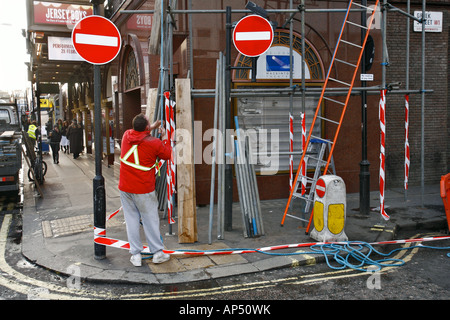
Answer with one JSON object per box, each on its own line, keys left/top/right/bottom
{"left": 360, "top": 74, "right": 374, "bottom": 81}
{"left": 414, "top": 11, "right": 443, "bottom": 32}
{"left": 48, "top": 36, "right": 83, "bottom": 61}
{"left": 45, "top": 8, "right": 88, "bottom": 21}
{"left": 34, "top": 1, "right": 93, "bottom": 26}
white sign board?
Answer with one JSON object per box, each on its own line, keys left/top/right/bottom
{"left": 414, "top": 11, "right": 443, "bottom": 32}
{"left": 255, "top": 46, "right": 310, "bottom": 80}
{"left": 48, "top": 36, "right": 84, "bottom": 61}
{"left": 360, "top": 74, "right": 374, "bottom": 81}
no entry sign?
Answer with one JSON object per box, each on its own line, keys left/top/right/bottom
{"left": 316, "top": 178, "right": 326, "bottom": 198}
{"left": 233, "top": 15, "right": 274, "bottom": 57}
{"left": 72, "top": 15, "right": 121, "bottom": 65}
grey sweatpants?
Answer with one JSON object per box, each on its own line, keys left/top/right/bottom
{"left": 120, "top": 191, "right": 164, "bottom": 255}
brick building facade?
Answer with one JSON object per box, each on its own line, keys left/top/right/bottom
{"left": 386, "top": 1, "right": 449, "bottom": 188}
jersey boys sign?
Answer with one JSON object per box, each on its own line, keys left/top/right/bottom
{"left": 33, "top": 1, "right": 93, "bottom": 26}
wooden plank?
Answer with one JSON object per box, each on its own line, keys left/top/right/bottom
{"left": 145, "top": 88, "right": 158, "bottom": 123}
{"left": 148, "top": 0, "right": 167, "bottom": 55}
{"left": 175, "top": 78, "right": 197, "bottom": 243}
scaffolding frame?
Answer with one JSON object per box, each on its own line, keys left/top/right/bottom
{"left": 119, "top": 0, "right": 430, "bottom": 223}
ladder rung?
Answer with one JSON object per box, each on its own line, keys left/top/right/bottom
{"left": 323, "top": 96, "right": 346, "bottom": 106}
{"left": 340, "top": 39, "right": 363, "bottom": 49}
{"left": 285, "top": 214, "right": 309, "bottom": 223}
{"left": 328, "top": 77, "right": 351, "bottom": 87}
{"left": 334, "top": 58, "right": 357, "bottom": 68}
{"left": 292, "top": 194, "right": 314, "bottom": 202}
{"left": 305, "top": 155, "right": 327, "bottom": 164}
{"left": 346, "top": 20, "right": 368, "bottom": 30}
{"left": 352, "top": 2, "right": 375, "bottom": 12}
{"left": 310, "top": 135, "right": 333, "bottom": 144}
{"left": 318, "top": 115, "right": 340, "bottom": 125}
{"left": 296, "top": 176, "right": 315, "bottom": 184}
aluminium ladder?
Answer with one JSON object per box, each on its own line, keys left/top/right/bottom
{"left": 290, "top": 138, "right": 336, "bottom": 224}
{"left": 281, "top": 0, "right": 380, "bottom": 231}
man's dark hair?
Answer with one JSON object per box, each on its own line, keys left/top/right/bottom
{"left": 132, "top": 113, "right": 148, "bottom": 132}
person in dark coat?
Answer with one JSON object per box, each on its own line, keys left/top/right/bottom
{"left": 60, "top": 120, "right": 70, "bottom": 153}
{"left": 49, "top": 125, "right": 62, "bottom": 164}
{"left": 67, "top": 119, "right": 83, "bottom": 159}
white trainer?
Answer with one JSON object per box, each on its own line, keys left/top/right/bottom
{"left": 130, "top": 253, "right": 142, "bottom": 267}
{"left": 152, "top": 250, "right": 170, "bottom": 264}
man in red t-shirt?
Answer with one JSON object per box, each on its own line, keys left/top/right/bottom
{"left": 118, "top": 113, "right": 171, "bottom": 266}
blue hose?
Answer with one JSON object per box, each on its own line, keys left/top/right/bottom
{"left": 162, "top": 241, "right": 450, "bottom": 272}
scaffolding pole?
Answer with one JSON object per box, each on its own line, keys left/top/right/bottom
{"left": 421, "top": 0, "right": 426, "bottom": 207}
{"left": 405, "top": 0, "right": 411, "bottom": 202}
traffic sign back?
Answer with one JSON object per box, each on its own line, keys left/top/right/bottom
{"left": 72, "top": 15, "right": 121, "bottom": 65}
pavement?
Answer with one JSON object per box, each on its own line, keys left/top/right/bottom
{"left": 21, "top": 148, "right": 449, "bottom": 285}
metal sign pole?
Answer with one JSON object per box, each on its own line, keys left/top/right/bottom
{"left": 91, "top": 0, "right": 106, "bottom": 260}
{"left": 224, "top": 6, "right": 233, "bottom": 231}
{"left": 360, "top": 0, "right": 370, "bottom": 215}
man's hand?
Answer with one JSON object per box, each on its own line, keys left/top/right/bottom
{"left": 149, "top": 120, "right": 161, "bottom": 131}
{"left": 158, "top": 126, "right": 168, "bottom": 140}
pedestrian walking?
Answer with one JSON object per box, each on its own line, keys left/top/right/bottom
{"left": 67, "top": 119, "right": 83, "bottom": 159}
{"left": 45, "top": 117, "right": 53, "bottom": 134}
{"left": 49, "top": 125, "right": 62, "bottom": 164}
{"left": 118, "top": 113, "right": 171, "bottom": 266}
{"left": 27, "top": 120, "right": 39, "bottom": 148}
{"left": 60, "top": 120, "right": 70, "bottom": 153}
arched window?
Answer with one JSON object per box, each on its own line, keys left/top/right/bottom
{"left": 234, "top": 30, "right": 324, "bottom": 82}
{"left": 233, "top": 30, "right": 325, "bottom": 175}
{"left": 125, "top": 48, "right": 139, "bottom": 91}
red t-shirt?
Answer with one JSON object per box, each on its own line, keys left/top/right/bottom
{"left": 118, "top": 129, "right": 171, "bottom": 194}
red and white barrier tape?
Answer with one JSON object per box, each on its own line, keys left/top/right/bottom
{"left": 164, "top": 91, "right": 176, "bottom": 225}
{"left": 404, "top": 94, "right": 410, "bottom": 190}
{"left": 300, "top": 112, "right": 306, "bottom": 195}
{"left": 289, "top": 113, "right": 294, "bottom": 192}
{"left": 94, "top": 207, "right": 123, "bottom": 238}
{"left": 93, "top": 234, "right": 450, "bottom": 256}
{"left": 95, "top": 206, "right": 450, "bottom": 255}
{"left": 94, "top": 235, "right": 151, "bottom": 253}
{"left": 107, "top": 206, "right": 122, "bottom": 222}
{"left": 94, "top": 227, "right": 105, "bottom": 237}
{"left": 379, "top": 89, "right": 389, "bottom": 220}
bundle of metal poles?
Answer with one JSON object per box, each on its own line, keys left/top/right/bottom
{"left": 209, "top": 53, "right": 226, "bottom": 243}
{"left": 234, "top": 116, "right": 264, "bottom": 238}
{"left": 208, "top": 52, "right": 264, "bottom": 242}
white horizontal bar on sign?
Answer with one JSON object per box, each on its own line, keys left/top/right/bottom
{"left": 235, "top": 31, "right": 271, "bottom": 41}
{"left": 75, "top": 33, "right": 118, "bottom": 47}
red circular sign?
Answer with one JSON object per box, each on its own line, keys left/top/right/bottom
{"left": 316, "top": 178, "right": 326, "bottom": 198}
{"left": 233, "top": 15, "right": 274, "bottom": 57}
{"left": 72, "top": 16, "right": 121, "bottom": 65}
